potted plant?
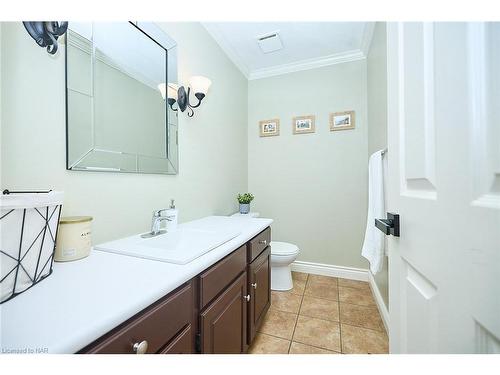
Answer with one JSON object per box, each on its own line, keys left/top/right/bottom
{"left": 237, "top": 193, "right": 254, "bottom": 214}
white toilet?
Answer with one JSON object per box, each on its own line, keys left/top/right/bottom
{"left": 231, "top": 212, "right": 300, "bottom": 291}
{"left": 269, "top": 241, "right": 300, "bottom": 291}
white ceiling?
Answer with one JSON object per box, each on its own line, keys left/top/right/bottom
{"left": 203, "top": 22, "right": 375, "bottom": 80}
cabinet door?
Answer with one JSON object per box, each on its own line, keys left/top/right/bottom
{"left": 200, "top": 272, "right": 248, "bottom": 354}
{"left": 248, "top": 247, "right": 271, "bottom": 345}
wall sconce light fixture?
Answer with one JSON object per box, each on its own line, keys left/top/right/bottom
{"left": 158, "top": 76, "right": 212, "bottom": 117}
{"left": 23, "top": 21, "right": 68, "bottom": 55}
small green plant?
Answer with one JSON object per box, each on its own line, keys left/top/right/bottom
{"left": 237, "top": 193, "right": 254, "bottom": 204}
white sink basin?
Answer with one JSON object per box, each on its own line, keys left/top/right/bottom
{"left": 94, "top": 227, "right": 241, "bottom": 265}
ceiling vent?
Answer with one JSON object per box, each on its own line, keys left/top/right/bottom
{"left": 257, "top": 31, "right": 283, "bottom": 54}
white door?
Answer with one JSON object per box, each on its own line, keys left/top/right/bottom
{"left": 386, "top": 22, "right": 500, "bottom": 353}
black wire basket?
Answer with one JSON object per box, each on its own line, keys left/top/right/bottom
{"left": 1, "top": 190, "right": 63, "bottom": 304}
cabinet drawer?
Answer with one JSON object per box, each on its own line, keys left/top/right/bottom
{"left": 198, "top": 245, "right": 246, "bottom": 309}
{"left": 80, "top": 281, "right": 193, "bottom": 354}
{"left": 158, "top": 324, "right": 193, "bottom": 354}
{"left": 247, "top": 227, "right": 271, "bottom": 263}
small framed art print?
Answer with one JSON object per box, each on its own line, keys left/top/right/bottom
{"left": 293, "top": 115, "right": 315, "bottom": 134}
{"left": 330, "top": 111, "right": 355, "bottom": 131}
{"left": 259, "top": 119, "right": 280, "bottom": 137}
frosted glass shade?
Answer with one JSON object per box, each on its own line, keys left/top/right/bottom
{"left": 158, "top": 83, "right": 179, "bottom": 100}
{"left": 189, "top": 76, "right": 212, "bottom": 95}
{"left": 167, "top": 83, "right": 179, "bottom": 100}
{"left": 157, "top": 83, "right": 166, "bottom": 99}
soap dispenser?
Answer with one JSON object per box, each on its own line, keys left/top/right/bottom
{"left": 166, "top": 199, "right": 178, "bottom": 231}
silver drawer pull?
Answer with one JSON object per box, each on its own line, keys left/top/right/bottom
{"left": 133, "top": 340, "right": 148, "bottom": 354}
{"left": 258, "top": 239, "right": 267, "bottom": 245}
{"left": 244, "top": 294, "right": 251, "bottom": 302}
{"left": 251, "top": 282, "right": 258, "bottom": 289}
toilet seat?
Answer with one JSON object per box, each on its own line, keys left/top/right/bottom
{"left": 271, "top": 241, "right": 299, "bottom": 256}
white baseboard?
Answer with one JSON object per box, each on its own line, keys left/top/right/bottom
{"left": 291, "top": 261, "right": 369, "bottom": 281}
{"left": 291, "top": 260, "right": 390, "bottom": 334}
{"left": 368, "top": 271, "right": 390, "bottom": 334}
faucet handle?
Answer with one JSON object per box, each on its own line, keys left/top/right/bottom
{"left": 153, "top": 208, "right": 169, "bottom": 217}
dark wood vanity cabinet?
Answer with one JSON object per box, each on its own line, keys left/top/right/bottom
{"left": 197, "top": 228, "right": 271, "bottom": 353}
{"left": 79, "top": 227, "right": 271, "bottom": 354}
{"left": 79, "top": 281, "right": 195, "bottom": 354}
{"left": 200, "top": 272, "right": 248, "bottom": 353}
{"left": 247, "top": 246, "right": 271, "bottom": 344}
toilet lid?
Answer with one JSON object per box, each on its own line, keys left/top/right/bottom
{"left": 271, "top": 241, "right": 299, "bottom": 256}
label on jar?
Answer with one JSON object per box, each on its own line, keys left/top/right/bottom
{"left": 81, "top": 230, "right": 91, "bottom": 246}
{"left": 63, "top": 248, "right": 77, "bottom": 257}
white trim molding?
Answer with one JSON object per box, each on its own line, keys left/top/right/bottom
{"left": 249, "top": 50, "right": 365, "bottom": 80}
{"left": 368, "top": 271, "right": 390, "bottom": 334}
{"left": 360, "top": 22, "right": 376, "bottom": 56}
{"left": 291, "top": 260, "right": 368, "bottom": 281}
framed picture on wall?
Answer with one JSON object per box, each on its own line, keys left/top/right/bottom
{"left": 293, "top": 115, "right": 315, "bottom": 134}
{"left": 330, "top": 111, "right": 355, "bottom": 131}
{"left": 259, "top": 119, "right": 280, "bottom": 137}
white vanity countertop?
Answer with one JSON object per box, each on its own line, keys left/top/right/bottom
{"left": 0, "top": 216, "right": 272, "bottom": 354}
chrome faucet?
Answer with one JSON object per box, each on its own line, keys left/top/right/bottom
{"left": 141, "top": 209, "right": 172, "bottom": 238}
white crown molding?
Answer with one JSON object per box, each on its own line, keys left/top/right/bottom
{"left": 360, "top": 22, "right": 376, "bottom": 57}
{"left": 248, "top": 49, "right": 365, "bottom": 80}
{"left": 202, "top": 22, "right": 250, "bottom": 79}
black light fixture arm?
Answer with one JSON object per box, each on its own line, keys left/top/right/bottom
{"left": 167, "top": 98, "right": 178, "bottom": 112}
{"left": 175, "top": 86, "right": 207, "bottom": 117}
{"left": 189, "top": 88, "right": 205, "bottom": 109}
{"left": 164, "top": 76, "right": 210, "bottom": 117}
{"left": 23, "top": 21, "right": 68, "bottom": 55}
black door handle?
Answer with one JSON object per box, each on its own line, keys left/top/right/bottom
{"left": 375, "top": 212, "right": 400, "bottom": 237}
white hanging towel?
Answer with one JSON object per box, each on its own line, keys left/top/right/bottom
{"left": 361, "top": 150, "right": 385, "bottom": 274}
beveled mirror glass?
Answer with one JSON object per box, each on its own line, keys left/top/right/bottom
{"left": 65, "top": 22, "right": 178, "bottom": 174}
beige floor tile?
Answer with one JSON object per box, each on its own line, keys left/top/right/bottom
{"left": 340, "top": 303, "right": 384, "bottom": 331}
{"left": 289, "top": 342, "right": 339, "bottom": 354}
{"left": 289, "top": 280, "right": 306, "bottom": 295}
{"left": 339, "top": 286, "right": 376, "bottom": 307}
{"left": 292, "top": 271, "right": 308, "bottom": 282}
{"left": 293, "top": 315, "right": 341, "bottom": 352}
{"left": 271, "top": 291, "right": 302, "bottom": 314}
{"left": 300, "top": 295, "right": 339, "bottom": 322}
{"left": 305, "top": 279, "right": 339, "bottom": 301}
{"left": 308, "top": 274, "right": 338, "bottom": 287}
{"left": 338, "top": 278, "right": 371, "bottom": 291}
{"left": 258, "top": 309, "right": 298, "bottom": 340}
{"left": 289, "top": 272, "right": 308, "bottom": 295}
{"left": 248, "top": 333, "right": 291, "bottom": 354}
{"left": 341, "top": 324, "right": 389, "bottom": 354}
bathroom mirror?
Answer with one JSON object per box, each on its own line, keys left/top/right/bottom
{"left": 65, "top": 22, "right": 178, "bottom": 174}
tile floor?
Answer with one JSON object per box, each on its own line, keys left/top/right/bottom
{"left": 248, "top": 272, "right": 389, "bottom": 354}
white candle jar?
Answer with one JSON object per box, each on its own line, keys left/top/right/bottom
{"left": 55, "top": 216, "right": 93, "bottom": 262}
